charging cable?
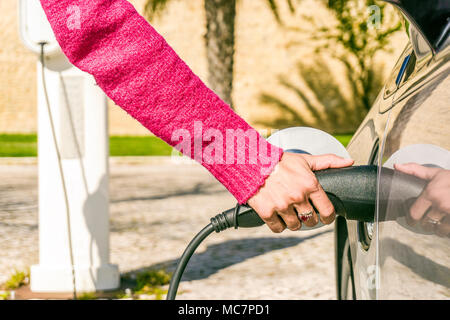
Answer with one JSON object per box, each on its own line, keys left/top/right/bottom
{"left": 166, "top": 204, "right": 257, "bottom": 300}
{"left": 167, "top": 202, "right": 313, "bottom": 299}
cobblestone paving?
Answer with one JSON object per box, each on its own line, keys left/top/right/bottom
{"left": 0, "top": 160, "right": 336, "bottom": 299}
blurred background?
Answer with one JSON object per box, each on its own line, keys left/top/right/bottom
{"left": 0, "top": 0, "right": 408, "bottom": 152}
{"left": 0, "top": 0, "right": 408, "bottom": 300}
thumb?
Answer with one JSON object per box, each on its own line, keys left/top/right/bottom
{"left": 305, "top": 154, "right": 354, "bottom": 171}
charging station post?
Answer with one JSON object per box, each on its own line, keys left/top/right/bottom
{"left": 18, "top": 0, "right": 119, "bottom": 293}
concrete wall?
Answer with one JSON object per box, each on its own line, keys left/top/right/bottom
{"left": 0, "top": 0, "right": 407, "bottom": 135}
{"left": 0, "top": 0, "right": 38, "bottom": 134}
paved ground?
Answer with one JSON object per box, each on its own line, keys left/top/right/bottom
{"left": 0, "top": 158, "right": 336, "bottom": 299}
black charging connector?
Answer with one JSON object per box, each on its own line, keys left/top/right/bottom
{"left": 210, "top": 204, "right": 264, "bottom": 232}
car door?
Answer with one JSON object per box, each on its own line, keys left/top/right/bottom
{"left": 376, "top": 31, "right": 450, "bottom": 299}
{"left": 343, "top": 40, "right": 416, "bottom": 300}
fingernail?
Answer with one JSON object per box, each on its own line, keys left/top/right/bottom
{"left": 326, "top": 211, "right": 336, "bottom": 224}
{"left": 405, "top": 211, "right": 417, "bottom": 226}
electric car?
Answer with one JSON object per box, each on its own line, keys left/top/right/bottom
{"left": 335, "top": 0, "right": 450, "bottom": 299}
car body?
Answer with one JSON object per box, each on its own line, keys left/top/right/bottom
{"left": 335, "top": 0, "right": 450, "bottom": 299}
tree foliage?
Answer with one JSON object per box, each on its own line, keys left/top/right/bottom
{"left": 144, "top": 0, "right": 294, "bottom": 22}
{"left": 144, "top": 0, "right": 171, "bottom": 20}
{"left": 143, "top": 0, "right": 403, "bottom": 133}
{"left": 259, "top": 0, "right": 403, "bottom": 133}
{"left": 144, "top": 0, "right": 297, "bottom": 108}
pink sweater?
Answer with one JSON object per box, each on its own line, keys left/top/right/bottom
{"left": 39, "top": 0, "right": 283, "bottom": 204}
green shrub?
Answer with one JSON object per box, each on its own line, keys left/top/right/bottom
{"left": 0, "top": 291, "right": 10, "bottom": 300}
{"left": 3, "top": 269, "right": 29, "bottom": 290}
{"left": 135, "top": 269, "right": 172, "bottom": 291}
{"left": 77, "top": 292, "right": 98, "bottom": 300}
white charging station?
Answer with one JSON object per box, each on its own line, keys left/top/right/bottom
{"left": 19, "top": 0, "right": 119, "bottom": 292}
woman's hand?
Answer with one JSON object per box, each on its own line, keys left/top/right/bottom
{"left": 248, "top": 152, "right": 354, "bottom": 233}
{"left": 394, "top": 163, "right": 450, "bottom": 237}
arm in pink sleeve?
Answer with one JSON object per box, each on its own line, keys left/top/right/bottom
{"left": 39, "top": 0, "right": 283, "bottom": 204}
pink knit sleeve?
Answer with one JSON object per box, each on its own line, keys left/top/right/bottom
{"left": 39, "top": 0, "right": 283, "bottom": 204}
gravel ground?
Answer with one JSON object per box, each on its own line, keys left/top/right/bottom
{"left": 0, "top": 159, "right": 336, "bottom": 299}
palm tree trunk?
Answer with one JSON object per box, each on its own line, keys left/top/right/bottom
{"left": 204, "top": 0, "right": 236, "bottom": 108}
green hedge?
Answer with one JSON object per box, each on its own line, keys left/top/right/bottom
{"left": 0, "top": 133, "right": 353, "bottom": 157}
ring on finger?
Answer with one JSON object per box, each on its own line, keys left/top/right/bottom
{"left": 421, "top": 208, "right": 444, "bottom": 228}
{"left": 298, "top": 210, "right": 314, "bottom": 222}
{"left": 424, "top": 216, "right": 442, "bottom": 227}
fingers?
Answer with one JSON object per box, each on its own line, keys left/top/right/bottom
{"left": 309, "top": 184, "right": 336, "bottom": 224}
{"left": 249, "top": 199, "right": 287, "bottom": 233}
{"left": 409, "top": 194, "right": 433, "bottom": 223}
{"left": 420, "top": 208, "right": 450, "bottom": 238}
{"left": 394, "top": 163, "right": 440, "bottom": 181}
{"left": 396, "top": 164, "right": 449, "bottom": 236}
{"left": 278, "top": 205, "right": 302, "bottom": 231}
{"left": 435, "top": 215, "right": 450, "bottom": 238}
{"left": 420, "top": 208, "right": 446, "bottom": 233}
{"left": 258, "top": 210, "right": 287, "bottom": 233}
{"left": 266, "top": 215, "right": 287, "bottom": 233}
{"left": 300, "top": 154, "right": 348, "bottom": 224}
{"left": 304, "top": 154, "right": 354, "bottom": 171}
